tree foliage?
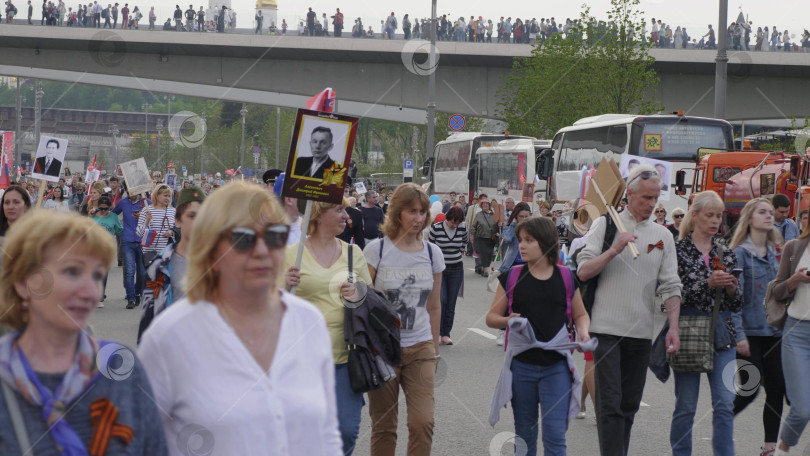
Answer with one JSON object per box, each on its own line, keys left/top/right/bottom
{"left": 497, "top": 0, "right": 662, "bottom": 139}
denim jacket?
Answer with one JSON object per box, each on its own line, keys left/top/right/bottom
{"left": 497, "top": 222, "right": 520, "bottom": 272}
{"left": 731, "top": 237, "right": 781, "bottom": 339}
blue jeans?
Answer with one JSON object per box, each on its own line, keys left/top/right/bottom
{"left": 439, "top": 266, "right": 464, "bottom": 337}
{"left": 335, "top": 363, "right": 365, "bottom": 455}
{"left": 121, "top": 241, "right": 145, "bottom": 302}
{"left": 669, "top": 347, "right": 736, "bottom": 456}
{"left": 779, "top": 316, "right": 810, "bottom": 446}
{"left": 511, "top": 359, "right": 571, "bottom": 456}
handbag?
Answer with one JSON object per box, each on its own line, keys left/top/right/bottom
{"left": 344, "top": 245, "right": 398, "bottom": 393}
{"left": 764, "top": 280, "right": 789, "bottom": 329}
{"left": 667, "top": 251, "right": 725, "bottom": 373}
{"left": 486, "top": 269, "right": 502, "bottom": 293}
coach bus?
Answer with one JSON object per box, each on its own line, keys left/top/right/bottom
{"left": 426, "top": 132, "right": 550, "bottom": 206}
{"left": 535, "top": 113, "right": 734, "bottom": 213}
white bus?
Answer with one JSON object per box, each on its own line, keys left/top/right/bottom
{"left": 427, "top": 132, "right": 550, "bottom": 206}
{"left": 536, "top": 113, "right": 734, "bottom": 213}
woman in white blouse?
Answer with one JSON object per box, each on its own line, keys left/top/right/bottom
{"left": 138, "top": 181, "right": 342, "bottom": 456}
{"left": 43, "top": 185, "right": 70, "bottom": 212}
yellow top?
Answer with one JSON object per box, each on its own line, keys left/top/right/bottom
{"left": 256, "top": 0, "right": 277, "bottom": 9}
{"left": 284, "top": 241, "right": 372, "bottom": 364}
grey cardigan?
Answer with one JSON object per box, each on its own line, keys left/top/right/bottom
{"left": 489, "top": 317, "right": 598, "bottom": 427}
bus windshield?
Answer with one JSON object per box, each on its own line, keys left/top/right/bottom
{"left": 633, "top": 119, "right": 731, "bottom": 160}
{"left": 479, "top": 152, "right": 526, "bottom": 192}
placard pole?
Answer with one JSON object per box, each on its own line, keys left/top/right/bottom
{"left": 289, "top": 199, "right": 313, "bottom": 295}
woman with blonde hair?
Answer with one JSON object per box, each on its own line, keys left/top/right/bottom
{"left": 728, "top": 198, "right": 785, "bottom": 456}
{"left": 284, "top": 198, "right": 371, "bottom": 456}
{"left": 138, "top": 182, "right": 342, "bottom": 455}
{"left": 653, "top": 202, "right": 669, "bottom": 225}
{"left": 671, "top": 190, "right": 742, "bottom": 456}
{"left": 668, "top": 207, "right": 685, "bottom": 238}
{"left": 0, "top": 211, "right": 168, "bottom": 455}
{"left": 363, "top": 182, "right": 445, "bottom": 456}
{"left": 80, "top": 181, "right": 105, "bottom": 216}
{"left": 136, "top": 183, "right": 176, "bottom": 267}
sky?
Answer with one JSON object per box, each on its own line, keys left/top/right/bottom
{"left": 149, "top": 1, "right": 808, "bottom": 37}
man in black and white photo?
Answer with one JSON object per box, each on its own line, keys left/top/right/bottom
{"left": 34, "top": 139, "right": 64, "bottom": 177}
{"left": 294, "top": 126, "right": 337, "bottom": 179}
{"left": 126, "top": 161, "right": 150, "bottom": 189}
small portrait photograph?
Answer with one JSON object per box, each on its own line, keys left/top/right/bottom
{"left": 620, "top": 154, "right": 672, "bottom": 201}
{"left": 32, "top": 136, "right": 69, "bottom": 182}
{"left": 120, "top": 158, "right": 152, "bottom": 195}
{"left": 291, "top": 116, "right": 351, "bottom": 180}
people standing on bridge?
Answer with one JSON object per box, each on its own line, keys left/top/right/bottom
{"left": 772, "top": 194, "right": 799, "bottom": 243}
{"left": 26, "top": 0, "right": 31, "bottom": 23}
{"left": 283, "top": 198, "right": 371, "bottom": 456}
{"left": 102, "top": 2, "right": 110, "bottom": 27}
{"left": 429, "top": 206, "right": 468, "bottom": 346}
{"left": 118, "top": 2, "right": 126, "bottom": 28}
{"left": 576, "top": 165, "right": 682, "bottom": 456}
{"left": 139, "top": 182, "right": 342, "bottom": 455}
{"left": 91, "top": 0, "right": 100, "bottom": 27}
{"left": 703, "top": 24, "right": 716, "bottom": 49}
{"left": 130, "top": 5, "right": 140, "bottom": 29}
{"left": 670, "top": 191, "right": 742, "bottom": 456}
{"left": 281, "top": 17, "right": 286, "bottom": 34}
{"left": 110, "top": 1, "right": 116, "bottom": 26}
{"left": 172, "top": 4, "right": 181, "bottom": 30}
{"left": 113, "top": 190, "right": 149, "bottom": 310}
{"left": 216, "top": 5, "right": 225, "bottom": 32}
{"left": 56, "top": 0, "right": 64, "bottom": 25}
{"left": 147, "top": 5, "right": 154, "bottom": 29}
{"left": 728, "top": 198, "right": 786, "bottom": 456}
{"left": 306, "top": 6, "right": 315, "bottom": 36}
{"left": 195, "top": 5, "right": 204, "bottom": 31}
{"left": 0, "top": 211, "right": 169, "bottom": 456}
{"left": 384, "top": 12, "right": 396, "bottom": 39}
{"left": 183, "top": 4, "right": 194, "bottom": 31}
{"left": 783, "top": 30, "right": 791, "bottom": 52}
{"left": 254, "top": 9, "right": 261, "bottom": 34}
{"left": 137, "top": 186, "right": 204, "bottom": 342}
{"left": 486, "top": 216, "right": 593, "bottom": 456}
{"left": 471, "top": 196, "right": 497, "bottom": 277}
{"left": 363, "top": 182, "right": 444, "bottom": 456}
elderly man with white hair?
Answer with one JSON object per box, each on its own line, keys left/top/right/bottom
{"left": 576, "top": 164, "right": 683, "bottom": 456}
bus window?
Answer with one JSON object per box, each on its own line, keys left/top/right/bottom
{"left": 435, "top": 142, "right": 472, "bottom": 172}
{"left": 636, "top": 122, "right": 730, "bottom": 160}
{"left": 559, "top": 125, "right": 628, "bottom": 171}
{"left": 480, "top": 153, "right": 524, "bottom": 193}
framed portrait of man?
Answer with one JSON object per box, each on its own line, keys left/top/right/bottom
{"left": 120, "top": 158, "right": 152, "bottom": 195}
{"left": 282, "top": 109, "right": 358, "bottom": 204}
{"left": 32, "top": 135, "right": 69, "bottom": 183}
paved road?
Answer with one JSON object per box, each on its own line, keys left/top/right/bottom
{"left": 92, "top": 257, "right": 796, "bottom": 456}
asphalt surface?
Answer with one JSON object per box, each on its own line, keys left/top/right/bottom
{"left": 91, "top": 257, "right": 796, "bottom": 456}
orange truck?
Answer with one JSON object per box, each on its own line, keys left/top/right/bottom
{"left": 675, "top": 148, "right": 810, "bottom": 228}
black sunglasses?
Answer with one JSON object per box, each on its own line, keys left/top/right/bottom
{"left": 626, "top": 169, "right": 660, "bottom": 187}
{"left": 97, "top": 207, "right": 110, "bottom": 211}
{"left": 229, "top": 225, "right": 290, "bottom": 251}
{"left": 673, "top": 214, "right": 684, "bottom": 219}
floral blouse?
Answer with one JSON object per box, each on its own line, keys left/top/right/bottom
{"left": 676, "top": 233, "right": 743, "bottom": 337}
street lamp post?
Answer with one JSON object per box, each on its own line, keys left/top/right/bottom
{"left": 156, "top": 120, "right": 164, "bottom": 170}
{"left": 142, "top": 103, "right": 151, "bottom": 137}
{"left": 425, "top": 0, "right": 437, "bottom": 176}
{"left": 714, "top": 0, "right": 729, "bottom": 119}
{"left": 239, "top": 104, "right": 248, "bottom": 172}
{"left": 200, "top": 113, "right": 206, "bottom": 176}
{"left": 14, "top": 78, "right": 23, "bottom": 168}
{"left": 107, "top": 124, "right": 119, "bottom": 175}
{"left": 34, "top": 82, "right": 44, "bottom": 151}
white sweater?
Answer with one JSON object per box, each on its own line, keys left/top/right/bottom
{"left": 577, "top": 209, "right": 682, "bottom": 339}
{"left": 138, "top": 292, "right": 342, "bottom": 456}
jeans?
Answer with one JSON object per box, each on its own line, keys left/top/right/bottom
{"left": 368, "top": 340, "right": 435, "bottom": 456}
{"left": 592, "top": 333, "right": 650, "bottom": 456}
{"left": 733, "top": 335, "right": 786, "bottom": 443}
{"left": 439, "top": 265, "right": 464, "bottom": 337}
{"left": 511, "top": 359, "right": 571, "bottom": 456}
{"left": 669, "top": 347, "right": 736, "bottom": 456}
{"left": 779, "top": 316, "right": 810, "bottom": 446}
{"left": 334, "top": 363, "right": 364, "bottom": 456}
{"left": 121, "top": 241, "right": 145, "bottom": 302}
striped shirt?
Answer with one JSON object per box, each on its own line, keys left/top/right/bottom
{"left": 136, "top": 206, "right": 176, "bottom": 253}
{"left": 428, "top": 221, "right": 469, "bottom": 266}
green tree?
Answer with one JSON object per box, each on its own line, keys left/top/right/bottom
{"left": 497, "top": 0, "right": 662, "bottom": 139}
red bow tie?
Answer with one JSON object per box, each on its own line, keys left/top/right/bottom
{"left": 647, "top": 240, "right": 664, "bottom": 253}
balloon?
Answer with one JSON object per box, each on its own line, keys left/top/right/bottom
{"left": 430, "top": 201, "right": 443, "bottom": 220}
{"left": 430, "top": 195, "right": 440, "bottom": 205}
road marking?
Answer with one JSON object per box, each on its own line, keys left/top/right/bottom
{"left": 467, "top": 328, "right": 497, "bottom": 340}
{"left": 640, "top": 401, "right": 649, "bottom": 407}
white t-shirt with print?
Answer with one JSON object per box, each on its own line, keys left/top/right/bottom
{"left": 364, "top": 238, "right": 445, "bottom": 347}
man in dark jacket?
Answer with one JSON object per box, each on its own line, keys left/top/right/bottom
{"left": 338, "top": 197, "right": 365, "bottom": 249}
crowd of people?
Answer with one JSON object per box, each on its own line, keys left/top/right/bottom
{"left": 3, "top": 160, "right": 810, "bottom": 455}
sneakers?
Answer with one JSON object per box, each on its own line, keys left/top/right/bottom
{"left": 576, "top": 411, "right": 586, "bottom": 419}
{"left": 440, "top": 336, "right": 453, "bottom": 345}
{"left": 126, "top": 301, "right": 136, "bottom": 309}
{"left": 495, "top": 329, "right": 505, "bottom": 346}
{"left": 97, "top": 302, "right": 105, "bottom": 308}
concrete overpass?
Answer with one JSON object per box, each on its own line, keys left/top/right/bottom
{"left": 0, "top": 27, "right": 808, "bottom": 123}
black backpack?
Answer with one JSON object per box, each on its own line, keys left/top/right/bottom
{"left": 572, "top": 214, "right": 617, "bottom": 316}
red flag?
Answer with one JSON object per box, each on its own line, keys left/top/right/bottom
{"left": 306, "top": 88, "right": 337, "bottom": 113}
{"left": 224, "top": 169, "right": 235, "bottom": 176}
{"left": 96, "top": 161, "right": 103, "bottom": 171}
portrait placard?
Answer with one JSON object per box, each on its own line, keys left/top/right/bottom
{"left": 32, "top": 135, "right": 68, "bottom": 183}
{"left": 281, "top": 109, "right": 358, "bottom": 204}
{"left": 120, "top": 158, "right": 152, "bottom": 195}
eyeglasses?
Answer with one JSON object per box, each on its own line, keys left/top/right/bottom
{"left": 673, "top": 214, "right": 684, "bottom": 219}
{"left": 97, "top": 207, "right": 110, "bottom": 212}
{"left": 229, "top": 225, "right": 290, "bottom": 251}
{"left": 655, "top": 209, "right": 666, "bottom": 214}
{"left": 626, "top": 169, "right": 660, "bottom": 187}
